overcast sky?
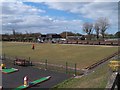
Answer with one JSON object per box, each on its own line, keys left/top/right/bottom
{"left": 1, "top": 0, "right": 119, "bottom": 34}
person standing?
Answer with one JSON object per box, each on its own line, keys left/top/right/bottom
{"left": 32, "top": 44, "right": 35, "bottom": 50}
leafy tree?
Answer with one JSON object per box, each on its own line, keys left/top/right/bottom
{"left": 60, "top": 31, "right": 76, "bottom": 38}
{"left": 115, "top": 31, "right": 120, "bottom": 38}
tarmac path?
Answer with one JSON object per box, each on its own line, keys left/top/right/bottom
{"left": 2, "top": 59, "right": 72, "bottom": 89}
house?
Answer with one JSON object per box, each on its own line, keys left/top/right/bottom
{"left": 67, "top": 35, "right": 85, "bottom": 40}
{"left": 38, "top": 34, "right": 62, "bottom": 43}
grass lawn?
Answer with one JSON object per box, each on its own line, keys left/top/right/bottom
{"left": 2, "top": 42, "right": 118, "bottom": 69}
{"left": 53, "top": 62, "right": 111, "bottom": 88}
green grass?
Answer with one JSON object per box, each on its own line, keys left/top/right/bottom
{"left": 53, "top": 62, "right": 111, "bottom": 88}
{"left": 2, "top": 42, "right": 118, "bottom": 69}
{"left": 2, "top": 42, "right": 117, "bottom": 88}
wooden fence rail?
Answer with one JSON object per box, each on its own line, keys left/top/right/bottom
{"left": 85, "top": 50, "right": 120, "bottom": 70}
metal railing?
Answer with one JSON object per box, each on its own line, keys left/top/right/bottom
{"left": 1, "top": 55, "right": 83, "bottom": 76}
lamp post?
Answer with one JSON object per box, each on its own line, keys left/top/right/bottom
{"left": 65, "top": 27, "right": 68, "bottom": 40}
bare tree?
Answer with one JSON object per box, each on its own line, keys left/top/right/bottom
{"left": 94, "top": 22, "right": 100, "bottom": 40}
{"left": 97, "top": 17, "right": 110, "bottom": 40}
{"left": 83, "top": 22, "right": 93, "bottom": 40}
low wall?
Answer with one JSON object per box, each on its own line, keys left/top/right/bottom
{"left": 105, "top": 72, "right": 120, "bottom": 90}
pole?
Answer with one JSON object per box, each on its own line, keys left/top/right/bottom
{"left": 66, "top": 31, "right": 67, "bottom": 39}
{"left": 66, "top": 62, "right": 68, "bottom": 74}
{"left": 29, "top": 57, "right": 32, "bottom": 66}
{"left": 45, "top": 59, "right": 47, "bottom": 70}
{"left": 65, "top": 27, "right": 68, "bottom": 40}
{"left": 75, "top": 63, "right": 77, "bottom": 76}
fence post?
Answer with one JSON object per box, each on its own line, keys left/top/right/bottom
{"left": 28, "top": 57, "right": 32, "bottom": 66}
{"left": 75, "top": 63, "right": 77, "bottom": 76}
{"left": 45, "top": 59, "right": 47, "bottom": 70}
{"left": 66, "top": 62, "right": 68, "bottom": 74}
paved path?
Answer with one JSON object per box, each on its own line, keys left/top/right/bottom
{"left": 2, "top": 59, "right": 72, "bottom": 89}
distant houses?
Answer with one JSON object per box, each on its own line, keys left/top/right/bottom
{"left": 2, "top": 31, "right": 118, "bottom": 43}
{"left": 38, "top": 34, "right": 62, "bottom": 43}
{"left": 67, "top": 36, "right": 85, "bottom": 40}
{"left": 2, "top": 33, "right": 85, "bottom": 43}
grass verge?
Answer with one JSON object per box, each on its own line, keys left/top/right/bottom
{"left": 53, "top": 62, "right": 111, "bottom": 88}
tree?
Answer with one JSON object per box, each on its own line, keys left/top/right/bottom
{"left": 97, "top": 17, "right": 110, "bottom": 40}
{"left": 60, "top": 31, "right": 75, "bottom": 38}
{"left": 105, "top": 33, "right": 115, "bottom": 39}
{"left": 83, "top": 22, "right": 93, "bottom": 40}
{"left": 115, "top": 31, "right": 120, "bottom": 38}
{"left": 94, "top": 22, "right": 100, "bottom": 40}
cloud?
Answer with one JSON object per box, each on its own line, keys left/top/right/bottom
{"left": 44, "top": 2, "right": 118, "bottom": 33}
{"left": 1, "top": 1, "right": 118, "bottom": 34}
{"left": 2, "top": 0, "right": 119, "bottom": 2}
{"left": 2, "top": 14, "right": 83, "bottom": 34}
{"left": 44, "top": 2, "right": 118, "bottom": 18}
{"left": 2, "top": 1, "right": 84, "bottom": 34}
{"left": 44, "top": 2, "right": 89, "bottom": 13}
{"left": 2, "top": 2, "right": 45, "bottom": 16}
{"left": 80, "top": 2, "right": 118, "bottom": 18}
{"left": 94, "top": 0, "right": 119, "bottom": 2}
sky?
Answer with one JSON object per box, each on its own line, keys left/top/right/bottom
{"left": 1, "top": 0, "right": 119, "bottom": 34}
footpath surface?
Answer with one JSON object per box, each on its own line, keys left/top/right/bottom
{"left": 2, "top": 59, "right": 71, "bottom": 89}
